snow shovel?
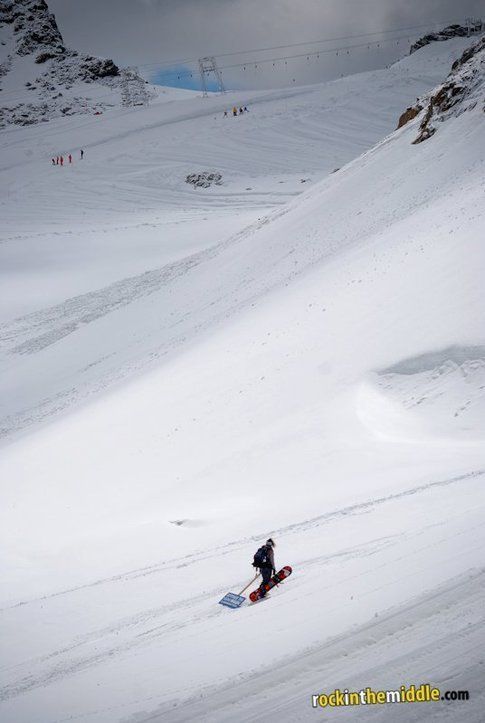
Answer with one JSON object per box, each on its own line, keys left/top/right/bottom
{"left": 219, "top": 572, "right": 261, "bottom": 609}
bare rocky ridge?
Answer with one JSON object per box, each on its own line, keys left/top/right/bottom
{"left": 397, "top": 34, "right": 485, "bottom": 143}
{"left": 409, "top": 22, "right": 484, "bottom": 54}
{"left": 0, "top": 0, "right": 155, "bottom": 127}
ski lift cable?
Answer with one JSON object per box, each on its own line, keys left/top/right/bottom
{"left": 156, "top": 31, "right": 432, "bottom": 81}
{"left": 0, "top": 17, "right": 470, "bottom": 102}
{"left": 136, "top": 17, "right": 464, "bottom": 69}
{"left": 0, "top": 18, "right": 475, "bottom": 102}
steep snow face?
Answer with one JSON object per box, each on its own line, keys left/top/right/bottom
{"left": 0, "top": 37, "right": 484, "bottom": 723}
{"left": 0, "top": 0, "right": 156, "bottom": 127}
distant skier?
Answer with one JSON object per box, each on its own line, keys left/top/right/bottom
{"left": 80, "top": 149, "right": 84, "bottom": 160}
{"left": 244, "top": 106, "right": 248, "bottom": 112}
{"left": 56, "top": 156, "right": 59, "bottom": 165}
{"left": 239, "top": 107, "right": 243, "bottom": 114}
{"left": 51, "top": 158, "right": 55, "bottom": 165}
{"left": 232, "top": 106, "right": 238, "bottom": 117}
{"left": 68, "top": 153, "right": 72, "bottom": 164}
{"left": 253, "top": 538, "right": 276, "bottom": 598}
{"left": 60, "top": 155, "right": 64, "bottom": 166}
{"left": 223, "top": 110, "right": 228, "bottom": 117}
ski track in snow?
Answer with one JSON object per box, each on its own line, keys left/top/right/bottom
{"left": 1, "top": 468, "right": 481, "bottom": 612}
{"left": 0, "top": 468, "right": 483, "bottom": 713}
{"left": 142, "top": 569, "right": 485, "bottom": 723}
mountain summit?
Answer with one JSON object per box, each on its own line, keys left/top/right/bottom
{"left": 0, "top": 0, "right": 155, "bottom": 127}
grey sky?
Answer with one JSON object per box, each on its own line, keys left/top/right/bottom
{"left": 48, "top": 0, "right": 484, "bottom": 89}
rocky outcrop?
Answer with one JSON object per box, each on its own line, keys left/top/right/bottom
{"left": 186, "top": 172, "right": 223, "bottom": 188}
{"left": 413, "top": 36, "right": 485, "bottom": 143}
{"left": 409, "top": 23, "right": 483, "bottom": 54}
{"left": 0, "top": 0, "right": 155, "bottom": 128}
{"left": 397, "top": 104, "right": 423, "bottom": 129}
{"left": 1, "top": 0, "right": 64, "bottom": 55}
{"left": 78, "top": 57, "right": 119, "bottom": 80}
{"left": 396, "top": 35, "right": 485, "bottom": 143}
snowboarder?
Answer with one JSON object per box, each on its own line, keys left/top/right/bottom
{"left": 68, "top": 154, "right": 72, "bottom": 164}
{"left": 253, "top": 538, "right": 276, "bottom": 598}
{"left": 80, "top": 149, "right": 84, "bottom": 160}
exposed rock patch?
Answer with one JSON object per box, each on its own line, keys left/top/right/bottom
{"left": 396, "top": 34, "right": 485, "bottom": 142}
{"left": 410, "top": 23, "right": 483, "bottom": 54}
{"left": 397, "top": 104, "right": 423, "bottom": 129}
{"left": 186, "top": 172, "right": 223, "bottom": 188}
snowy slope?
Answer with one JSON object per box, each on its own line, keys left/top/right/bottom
{"left": 0, "top": 35, "right": 484, "bottom": 723}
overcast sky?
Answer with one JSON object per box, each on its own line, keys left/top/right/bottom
{"left": 48, "top": 0, "right": 485, "bottom": 89}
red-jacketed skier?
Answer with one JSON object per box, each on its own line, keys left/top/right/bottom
{"left": 253, "top": 538, "right": 276, "bottom": 598}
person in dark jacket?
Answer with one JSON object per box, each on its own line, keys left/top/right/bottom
{"left": 255, "top": 538, "right": 276, "bottom": 598}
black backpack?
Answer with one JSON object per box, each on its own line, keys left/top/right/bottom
{"left": 253, "top": 545, "right": 269, "bottom": 568}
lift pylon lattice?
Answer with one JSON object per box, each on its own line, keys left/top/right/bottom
{"left": 198, "top": 56, "right": 226, "bottom": 96}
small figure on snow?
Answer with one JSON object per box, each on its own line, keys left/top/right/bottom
{"left": 244, "top": 106, "right": 248, "bottom": 112}
{"left": 56, "top": 156, "right": 59, "bottom": 165}
{"left": 80, "top": 149, "right": 84, "bottom": 160}
{"left": 253, "top": 538, "right": 276, "bottom": 598}
{"left": 60, "top": 155, "right": 64, "bottom": 166}
{"left": 68, "top": 154, "right": 72, "bottom": 164}
{"left": 232, "top": 106, "right": 238, "bottom": 117}
{"left": 51, "top": 158, "right": 55, "bottom": 165}
{"left": 223, "top": 110, "right": 228, "bottom": 117}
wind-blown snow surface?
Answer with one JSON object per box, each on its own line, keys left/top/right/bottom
{"left": 1, "top": 37, "right": 485, "bottom": 722}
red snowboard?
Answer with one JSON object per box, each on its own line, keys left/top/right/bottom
{"left": 249, "top": 565, "right": 292, "bottom": 602}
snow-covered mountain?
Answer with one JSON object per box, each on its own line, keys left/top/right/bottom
{"left": 0, "top": 29, "right": 484, "bottom": 723}
{"left": 0, "top": 0, "right": 156, "bottom": 128}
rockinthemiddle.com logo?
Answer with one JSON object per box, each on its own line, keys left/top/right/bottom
{"left": 311, "top": 684, "right": 470, "bottom": 708}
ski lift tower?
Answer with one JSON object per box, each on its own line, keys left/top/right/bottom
{"left": 198, "top": 56, "right": 226, "bottom": 97}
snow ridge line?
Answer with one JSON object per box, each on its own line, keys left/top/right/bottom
{"left": 1, "top": 468, "right": 481, "bottom": 612}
